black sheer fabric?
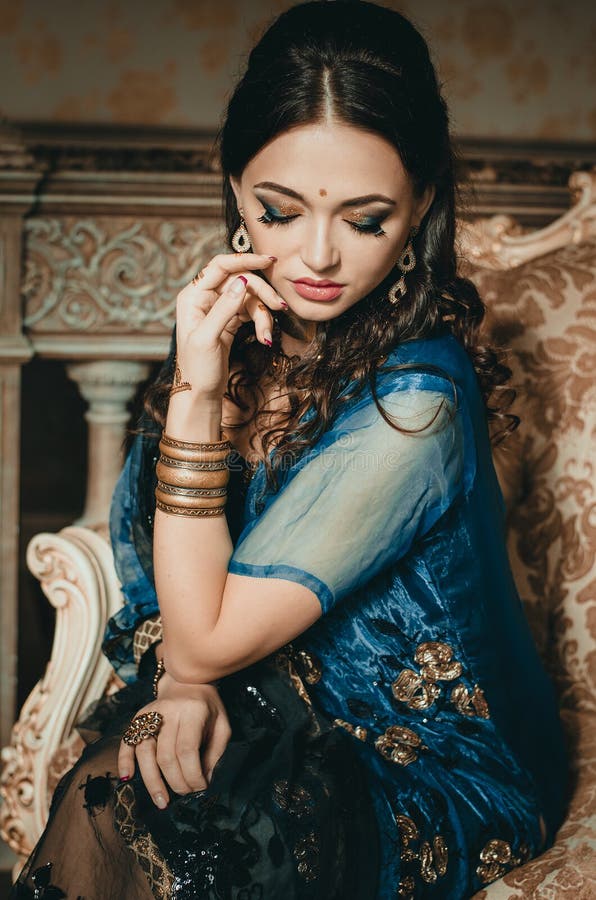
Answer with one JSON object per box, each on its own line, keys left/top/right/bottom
{"left": 10, "top": 642, "right": 380, "bottom": 899}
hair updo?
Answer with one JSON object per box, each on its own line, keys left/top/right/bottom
{"left": 147, "top": 0, "right": 517, "bottom": 494}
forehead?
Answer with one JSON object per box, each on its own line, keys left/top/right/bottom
{"left": 243, "top": 122, "right": 411, "bottom": 198}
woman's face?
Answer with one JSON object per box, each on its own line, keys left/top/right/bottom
{"left": 230, "top": 121, "right": 434, "bottom": 330}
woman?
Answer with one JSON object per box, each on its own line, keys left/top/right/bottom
{"left": 11, "top": 2, "right": 569, "bottom": 898}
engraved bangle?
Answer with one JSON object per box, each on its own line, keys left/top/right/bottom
{"left": 155, "top": 500, "right": 227, "bottom": 517}
{"left": 155, "top": 483, "right": 227, "bottom": 510}
{"left": 156, "top": 460, "right": 230, "bottom": 490}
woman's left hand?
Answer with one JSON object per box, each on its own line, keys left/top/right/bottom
{"left": 117, "top": 679, "right": 232, "bottom": 809}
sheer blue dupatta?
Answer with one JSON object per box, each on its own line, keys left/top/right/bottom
{"left": 229, "top": 367, "right": 474, "bottom": 616}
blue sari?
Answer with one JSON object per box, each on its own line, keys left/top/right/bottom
{"left": 97, "top": 330, "right": 570, "bottom": 898}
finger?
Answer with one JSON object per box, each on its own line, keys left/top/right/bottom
{"left": 196, "top": 253, "right": 275, "bottom": 294}
{"left": 201, "top": 713, "right": 233, "bottom": 783}
{"left": 117, "top": 740, "right": 136, "bottom": 781}
{"left": 135, "top": 739, "right": 170, "bottom": 809}
{"left": 243, "top": 295, "right": 275, "bottom": 345}
{"left": 199, "top": 275, "right": 251, "bottom": 346}
{"left": 176, "top": 719, "right": 209, "bottom": 792}
{"left": 155, "top": 723, "right": 194, "bottom": 797}
{"left": 228, "top": 270, "right": 288, "bottom": 313}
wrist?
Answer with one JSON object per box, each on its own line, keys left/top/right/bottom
{"left": 166, "top": 393, "right": 224, "bottom": 443}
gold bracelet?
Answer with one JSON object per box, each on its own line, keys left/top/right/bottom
{"left": 155, "top": 433, "right": 232, "bottom": 517}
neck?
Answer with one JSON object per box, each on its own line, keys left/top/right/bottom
{"left": 278, "top": 312, "right": 317, "bottom": 357}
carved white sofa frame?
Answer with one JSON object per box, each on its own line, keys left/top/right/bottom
{"left": 1, "top": 170, "right": 595, "bottom": 890}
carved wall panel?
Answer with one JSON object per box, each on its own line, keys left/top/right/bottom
{"left": 23, "top": 217, "right": 226, "bottom": 343}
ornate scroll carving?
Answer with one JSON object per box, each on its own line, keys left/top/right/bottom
{"left": 0, "top": 527, "right": 123, "bottom": 864}
{"left": 458, "top": 170, "right": 596, "bottom": 270}
{"left": 23, "top": 217, "right": 226, "bottom": 335}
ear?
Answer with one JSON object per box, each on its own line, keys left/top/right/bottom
{"left": 413, "top": 183, "right": 436, "bottom": 228}
{"left": 229, "top": 175, "right": 242, "bottom": 209}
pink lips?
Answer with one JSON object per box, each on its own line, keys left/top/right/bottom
{"left": 291, "top": 278, "right": 345, "bottom": 302}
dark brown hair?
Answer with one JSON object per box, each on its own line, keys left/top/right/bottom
{"left": 144, "top": 0, "right": 517, "bottom": 496}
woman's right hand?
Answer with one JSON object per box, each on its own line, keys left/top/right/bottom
{"left": 117, "top": 677, "right": 232, "bottom": 809}
{"left": 174, "top": 251, "right": 288, "bottom": 402}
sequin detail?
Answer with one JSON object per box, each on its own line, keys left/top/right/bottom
{"left": 293, "top": 830, "right": 320, "bottom": 882}
{"left": 395, "top": 814, "right": 449, "bottom": 893}
{"left": 374, "top": 725, "right": 427, "bottom": 766}
{"left": 332, "top": 718, "right": 368, "bottom": 741}
{"left": 476, "top": 837, "right": 531, "bottom": 884}
{"left": 391, "top": 640, "right": 491, "bottom": 719}
{"left": 272, "top": 780, "right": 315, "bottom": 819}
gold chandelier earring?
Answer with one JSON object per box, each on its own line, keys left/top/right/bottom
{"left": 232, "top": 210, "right": 252, "bottom": 253}
{"left": 388, "top": 225, "right": 419, "bottom": 306}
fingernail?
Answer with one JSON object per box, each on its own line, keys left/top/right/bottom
{"left": 263, "top": 330, "right": 272, "bottom": 346}
{"left": 230, "top": 275, "right": 248, "bottom": 295}
{"left": 268, "top": 256, "right": 277, "bottom": 261}
{"left": 119, "top": 775, "right": 131, "bottom": 783}
{"left": 154, "top": 793, "right": 168, "bottom": 809}
{"left": 279, "top": 299, "right": 289, "bottom": 309}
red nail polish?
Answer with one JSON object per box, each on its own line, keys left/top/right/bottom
{"left": 119, "top": 775, "right": 131, "bottom": 782}
{"left": 238, "top": 275, "right": 248, "bottom": 285}
{"left": 268, "top": 256, "right": 277, "bottom": 261}
{"left": 264, "top": 339, "right": 272, "bottom": 347}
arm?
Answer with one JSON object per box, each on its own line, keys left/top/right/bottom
{"left": 155, "top": 391, "right": 322, "bottom": 684}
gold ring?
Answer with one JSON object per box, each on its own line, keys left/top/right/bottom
{"left": 122, "top": 711, "right": 164, "bottom": 746}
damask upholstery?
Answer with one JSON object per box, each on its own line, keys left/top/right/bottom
{"left": 1, "top": 236, "right": 595, "bottom": 896}
{"left": 465, "top": 239, "right": 596, "bottom": 897}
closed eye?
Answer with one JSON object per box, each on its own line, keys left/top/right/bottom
{"left": 256, "top": 202, "right": 387, "bottom": 238}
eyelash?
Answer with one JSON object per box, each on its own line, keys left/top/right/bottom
{"left": 256, "top": 208, "right": 387, "bottom": 238}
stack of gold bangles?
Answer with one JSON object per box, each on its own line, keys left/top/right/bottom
{"left": 155, "top": 432, "right": 232, "bottom": 517}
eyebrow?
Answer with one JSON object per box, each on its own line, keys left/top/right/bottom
{"left": 253, "top": 181, "right": 396, "bottom": 207}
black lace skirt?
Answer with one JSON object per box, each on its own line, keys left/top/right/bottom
{"left": 10, "top": 644, "right": 380, "bottom": 899}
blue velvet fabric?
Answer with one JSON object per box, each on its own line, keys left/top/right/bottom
{"left": 104, "top": 332, "right": 569, "bottom": 898}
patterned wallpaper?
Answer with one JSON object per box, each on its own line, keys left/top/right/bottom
{"left": 0, "top": 0, "right": 594, "bottom": 140}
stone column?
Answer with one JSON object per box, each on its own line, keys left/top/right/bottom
{"left": 0, "top": 143, "right": 38, "bottom": 743}
{"left": 66, "top": 361, "right": 151, "bottom": 532}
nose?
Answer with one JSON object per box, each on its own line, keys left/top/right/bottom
{"left": 300, "top": 217, "right": 340, "bottom": 273}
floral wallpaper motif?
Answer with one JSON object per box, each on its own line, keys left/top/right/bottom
{"left": 0, "top": 0, "right": 594, "bottom": 138}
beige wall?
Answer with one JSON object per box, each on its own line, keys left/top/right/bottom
{"left": 0, "top": 0, "right": 594, "bottom": 139}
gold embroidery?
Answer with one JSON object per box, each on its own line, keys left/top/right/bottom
{"left": 332, "top": 718, "right": 368, "bottom": 741}
{"left": 272, "top": 779, "right": 314, "bottom": 818}
{"left": 476, "top": 837, "right": 531, "bottom": 884}
{"left": 374, "top": 725, "right": 427, "bottom": 766}
{"left": 433, "top": 834, "right": 448, "bottom": 876}
{"left": 415, "top": 641, "right": 463, "bottom": 681}
{"left": 450, "top": 683, "right": 491, "bottom": 718}
{"left": 396, "top": 814, "right": 419, "bottom": 861}
{"left": 391, "top": 640, "right": 492, "bottom": 719}
{"left": 397, "top": 874, "right": 415, "bottom": 897}
{"left": 395, "top": 813, "right": 449, "bottom": 889}
{"left": 295, "top": 648, "right": 322, "bottom": 684}
{"left": 293, "top": 830, "right": 320, "bottom": 882}
{"left": 391, "top": 668, "right": 441, "bottom": 710}
{"left": 113, "top": 782, "right": 174, "bottom": 899}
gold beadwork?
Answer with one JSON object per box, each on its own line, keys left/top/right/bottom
{"left": 415, "top": 641, "right": 463, "bottom": 682}
{"left": 332, "top": 718, "right": 368, "bottom": 741}
{"left": 476, "top": 838, "right": 513, "bottom": 883}
{"left": 391, "top": 668, "right": 441, "bottom": 710}
{"left": 397, "top": 875, "right": 416, "bottom": 898}
{"left": 293, "top": 830, "right": 320, "bottom": 882}
{"left": 395, "top": 812, "right": 449, "bottom": 889}
{"left": 374, "top": 725, "right": 426, "bottom": 766}
{"left": 272, "top": 779, "right": 314, "bottom": 818}
{"left": 450, "top": 683, "right": 491, "bottom": 718}
{"left": 391, "top": 640, "right": 491, "bottom": 720}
